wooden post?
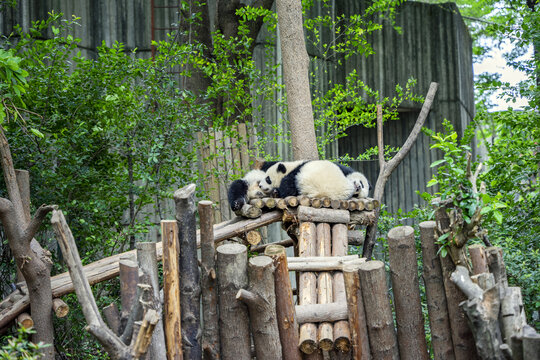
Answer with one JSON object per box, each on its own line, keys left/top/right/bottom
{"left": 358, "top": 261, "right": 398, "bottom": 360}
{"left": 343, "top": 264, "right": 369, "bottom": 360}
{"left": 468, "top": 244, "right": 488, "bottom": 275}
{"left": 331, "top": 224, "right": 355, "bottom": 355}
{"left": 523, "top": 325, "right": 540, "bottom": 360}
{"left": 486, "top": 246, "right": 508, "bottom": 298}
{"left": 419, "top": 221, "right": 455, "bottom": 360}
{"left": 198, "top": 201, "right": 220, "bottom": 359}
{"left": 119, "top": 259, "right": 139, "bottom": 319}
{"left": 52, "top": 298, "right": 69, "bottom": 318}
{"left": 264, "top": 245, "right": 302, "bottom": 360}
{"left": 316, "top": 223, "right": 334, "bottom": 351}
{"left": 387, "top": 226, "right": 429, "bottom": 360}
{"left": 298, "top": 222, "right": 318, "bottom": 354}
{"left": 174, "top": 184, "right": 202, "bottom": 359}
{"left": 136, "top": 242, "right": 167, "bottom": 360}
{"left": 237, "top": 256, "right": 282, "bottom": 359}
{"left": 103, "top": 303, "right": 121, "bottom": 335}
{"left": 501, "top": 287, "right": 526, "bottom": 345}
{"left": 161, "top": 220, "right": 183, "bottom": 360}
{"left": 217, "top": 243, "right": 251, "bottom": 359}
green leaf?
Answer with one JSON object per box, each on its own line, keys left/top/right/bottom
{"left": 427, "top": 179, "right": 438, "bottom": 187}
{"left": 430, "top": 159, "right": 446, "bottom": 167}
{"left": 493, "top": 211, "right": 503, "bottom": 224}
{"left": 30, "top": 128, "right": 44, "bottom": 138}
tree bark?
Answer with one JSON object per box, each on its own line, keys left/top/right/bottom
{"left": 387, "top": 226, "right": 429, "bottom": 360}
{"left": 295, "top": 302, "right": 349, "bottom": 324}
{"left": 297, "top": 206, "right": 350, "bottom": 223}
{"left": 363, "top": 83, "right": 439, "bottom": 259}
{"left": 264, "top": 244, "right": 302, "bottom": 360}
{"left": 161, "top": 220, "right": 183, "bottom": 360}
{"left": 419, "top": 221, "right": 455, "bottom": 360}
{"left": 275, "top": 0, "right": 318, "bottom": 160}
{"left": 298, "top": 222, "right": 318, "bottom": 354}
{"left": 198, "top": 201, "right": 220, "bottom": 360}
{"left": 468, "top": 244, "right": 488, "bottom": 275}
{"left": 343, "top": 265, "right": 369, "bottom": 360}
{"left": 174, "top": 184, "right": 202, "bottom": 359}
{"left": 237, "top": 255, "right": 282, "bottom": 360}
{"left": 217, "top": 243, "right": 251, "bottom": 360}
{"left": 358, "top": 260, "right": 399, "bottom": 360}
{"left": 119, "top": 259, "right": 139, "bottom": 320}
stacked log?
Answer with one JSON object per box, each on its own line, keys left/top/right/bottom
{"left": 316, "top": 223, "right": 334, "bottom": 351}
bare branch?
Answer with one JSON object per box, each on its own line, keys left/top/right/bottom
{"left": 0, "top": 126, "right": 25, "bottom": 221}
{"left": 21, "top": 204, "right": 57, "bottom": 244}
{"left": 377, "top": 105, "right": 385, "bottom": 170}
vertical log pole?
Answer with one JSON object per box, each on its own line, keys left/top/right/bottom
{"left": 316, "top": 223, "right": 334, "bottom": 351}
{"left": 358, "top": 260, "right": 398, "bottom": 360}
{"left": 119, "top": 259, "right": 139, "bottom": 319}
{"left": 198, "top": 200, "right": 220, "bottom": 360}
{"left": 387, "top": 226, "right": 429, "bottom": 360}
{"left": 419, "top": 221, "right": 455, "bottom": 360}
{"left": 161, "top": 220, "right": 183, "bottom": 360}
{"left": 264, "top": 245, "right": 302, "bottom": 360}
{"left": 343, "top": 264, "right": 367, "bottom": 360}
{"left": 174, "top": 184, "right": 202, "bottom": 359}
{"left": 217, "top": 243, "right": 251, "bottom": 359}
{"left": 298, "top": 222, "right": 318, "bottom": 354}
{"left": 468, "top": 244, "right": 488, "bottom": 275}
{"left": 237, "top": 256, "right": 282, "bottom": 359}
{"left": 136, "top": 242, "right": 167, "bottom": 360}
{"left": 486, "top": 247, "right": 508, "bottom": 297}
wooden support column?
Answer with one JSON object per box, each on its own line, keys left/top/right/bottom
{"left": 419, "top": 221, "right": 455, "bottom": 360}
{"left": 237, "top": 256, "right": 282, "bottom": 359}
{"left": 486, "top": 246, "right": 508, "bottom": 298}
{"left": 316, "top": 223, "right": 333, "bottom": 351}
{"left": 387, "top": 226, "right": 429, "bottom": 360}
{"left": 174, "top": 184, "right": 202, "bottom": 359}
{"left": 343, "top": 264, "right": 369, "bottom": 360}
{"left": 119, "top": 259, "right": 139, "bottom": 320}
{"left": 217, "top": 243, "right": 251, "bottom": 359}
{"left": 298, "top": 222, "right": 318, "bottom": 355}
{"left": 198, "top": 201, "right": 220, "bottom": 360}
{"left": 468, "top": 244, "right": 488, "bottom": 275}
{"left": 264, "top": 245, "right": 302, "bottom": 360}
{"left": 358, "top": 261, "right": 398, "bottom": 360}
{"left": 332, "top": 224, "right": 355, "bottom": 355}
{"left": 161, "top": 220, "right": 183, "bottom": 360}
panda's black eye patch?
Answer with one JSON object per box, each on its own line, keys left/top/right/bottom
{"left": 266, "top": 176, "right": 271, "bottom": 184}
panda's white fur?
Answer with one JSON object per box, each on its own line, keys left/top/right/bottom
{"left": 244, "top": 169, "right": 266, "bottom": 199}
{"left": 259, "top": 160, "right": 305, "bottom": 194}
{"left": 347, "top": 171, "right": 370, "bottom": 198}
{"left": 227, "top": 169, "right": 266, "bottom": 211}
{"left": 287, "top": 160, "right": 356, "bottom": 200}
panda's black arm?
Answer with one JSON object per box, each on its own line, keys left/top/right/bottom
{"left": 227, "top": 179, "right": 248, "bottom": 211}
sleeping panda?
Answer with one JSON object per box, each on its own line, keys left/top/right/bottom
{"left": 258, "top": 160, "right": 307, "bottom": 196}
{"left": 276, "top": 160, "right": 360, "bottom": 200}
{"left": 335, "top": 163, "right": 371, "bottom": 198}
{"left": 227, "top": 161, "right": 277, "bottom": 212}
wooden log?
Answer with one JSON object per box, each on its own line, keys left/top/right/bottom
{"left": 136, "top": 241, "right": 167, "bottom": 360}
{"left": 264, "top": 245, "right": 302, "bottom": 360}
{"left": 288, "top": 259, "right": 364, "bottom": 272}
{"left": 249, "top": 198, "right": 265, "bottom": 209}
{"left": 523, "top": 325, "right": 540, "bottom": 360}
{"left": 174, "top": 184, "right": 202, "bottom": 359}
{"left": 161, "top": 220, "right": 183, "bottom": 360}
{"left": 245, "top": 230, "right": 262, "bottom": 245}
{"left": 347, "top": 230, "right": 364, "bottom": 247}
{"left": 217, "top": 243, "right": 251, "bottom": 359}
{"left": 471, "top": 273, "right": 495, "bottom": 291}
{"left": 119, "top": 259, "right": 139, "bottom": 318}
{"left": 339, "top": 200, "right": 349, "bottom": 210}
{"left": 468, "top": 244, "right": 488, "bottom": 275}
{"left": 298, "top": 222, "right": 318, "bottom": 355}
{"left": 358, "top": 261, "right": 399, "bottom": 360}
{"left": 440, "top": 242, "right": 478, "bottom": 359}
{"left": 501, "top": 287, "right": 526, "bottom": 345}
{"left": 235, "top": 203, "right": 262, "bottom": 218}
{"left": 295, "top": 302, "right": 349, "bottom": 323}
{"left": 486, "top": 246, "right": 508, "bottom": 298}
{"left": 250, "top": 239, "right": 295, "bottom": 253}
{"left": 103, "top": 303, "right": 121, "bottom": 335}
{"left": 237, "top": 256, "right": 282, "bottom": 360}
{"left": 316, "top": 223, "right": 333, "bottom": 351}
{"left": 450, "top": 266, "right": 505, "bottom": 359}
{"left": 277, "top": 198, "right": 288, "bottom": 209}
{"left": 387, "top": 226, "right": 429, "bottom": 360}
{"left": 298, "top": 195, "right": 311, "bottom": 207}
{"left": 349, "top": 211, "right": 376, "bottom": 226}
{"left": 132, "top": 309, "right": 160, "bottom": 360}
{"left": 285, "top": 196, "right": 299, "bottom": 207}
{"left": 418, "top": 221, "right": 455, "bottom": 360}
{"left": 343, "top": 265, "right": 370, "bottom": 360}
{"left": 311, "top": 198, "right": 322, "bottom": 208}
{"left": 16, "top": 312, "right": 33, "bottom": 329}
{"left": 354, "top": 199, "right": 365, "bottom": 211}
{"left": 331, "top": 199, "right": 341, "bottom": 209}
{"left": 347, "top": 199, "right": 357, "bottom": 211}
{"left": 359, "top": 199, "right": 374, "bottom": 211}
{"left": 321, "top": 197, "right": 332, "bottom": 208}
{"left": 297, "top": 206, "right": 350, "bottom": 224}
{"left": 332, "top": 223, "right": 354, "bottom": 354}
{"left": 52, "top": 298, "right": 69, "bottom": 318}
{"left": 263, "top": 197, "right": 277, "bottom": 209}
{"left": 198, "top": 201, "right": 220, "bottom": 360}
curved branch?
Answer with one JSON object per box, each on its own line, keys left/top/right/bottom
{"left": 21, "top": 204, "right": 57, "bottom": 244}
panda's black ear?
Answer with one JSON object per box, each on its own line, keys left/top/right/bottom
{"left": 277, "top": 163, "right": 287, "bottom": 174}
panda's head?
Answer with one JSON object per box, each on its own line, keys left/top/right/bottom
{"left": 348, "top": 171, "right": 371, "bottom": 198}
{"left": 259, "top": 162, "right": 289, "bottom": 194}
{"left": 244, "top": 169, "right": 267, "bottom": 199}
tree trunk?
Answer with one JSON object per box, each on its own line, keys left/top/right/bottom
{"left": 161, "top": 220, "right": 183, "bottom": 360}
{"left": 264, "top": 244, "right": 302, "bottom": 360}
{"left": 358, "top": 260, "right": 399, "bottom": 360}
{"left": 174, "top": 184, "right": 202, "bottom": 359}
{"left": 387, "top": 226, "right": 429, "bottom": 360}
{"left": 217, "top": 243, "right": 251, "bottom": 360}
{"left": 419, "top": 221, "right": 455, "bottom": 360}
{"left": 198, "top": 201, "right": 220, "bottom": 360}
{"left": 275, "top": 0, "right": 318, "bottom": 160}
{"left": 237, "top": 255, "right": 282, "bottom": 360}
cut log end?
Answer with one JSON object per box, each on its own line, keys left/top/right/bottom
{"left": 334, "top": 337, "right": 352, "bottom": 353}
{"left": 299, "top": 339, "right": 317, "bottom": 354}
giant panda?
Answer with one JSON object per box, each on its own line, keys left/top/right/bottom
{"left": 258, "top": 160, "right": 307, "bottom": 196}
{"left": 227, "top": 161, "right": 277, "bottom": 212}
{"left": 276, "top": 160, "right": 359, "bottom": 200}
